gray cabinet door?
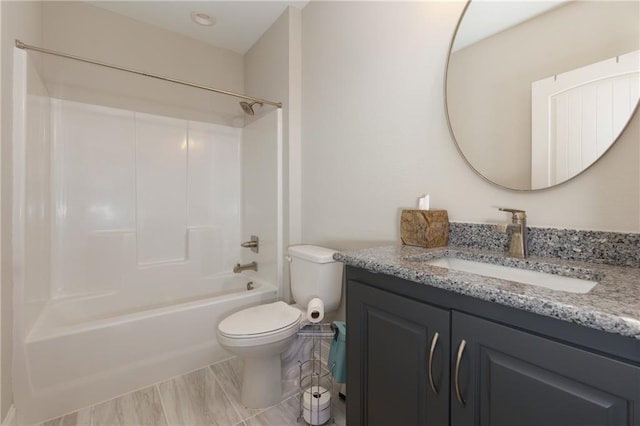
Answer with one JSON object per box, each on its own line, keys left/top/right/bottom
{"left": 347, "top": 280, "right": 450, "bottom": 426}
{"left": 451, "top": 311, "right": 640, "bottom": 426}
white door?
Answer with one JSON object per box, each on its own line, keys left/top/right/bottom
{"left": 531, "top": 50, "right": 639, "bottom": 189}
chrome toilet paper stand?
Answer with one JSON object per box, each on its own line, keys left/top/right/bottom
{"left": 297, "top": 323, "right": 336, "bottom": 425}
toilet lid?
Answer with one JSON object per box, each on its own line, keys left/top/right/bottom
{"left": 218, "top": 301, "right": 301, "bottom": 337}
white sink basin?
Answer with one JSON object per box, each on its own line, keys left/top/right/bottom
{"left": 425, "top": 257, "right": 597, "bottom": 294}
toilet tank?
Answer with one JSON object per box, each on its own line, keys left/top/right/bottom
{"left": 288, "top": 245, "right": 343, "bottom": 312}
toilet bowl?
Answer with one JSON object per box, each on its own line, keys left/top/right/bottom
{"left": 217, "top": 301, "right": 302, "bottom": 408}
{"left": 216, "top": 245, "right": 343, "bottom": 409}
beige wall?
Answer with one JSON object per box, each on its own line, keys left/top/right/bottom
{"left": 245, "top": 6, "right": 302, "bottom": 303}
{"left": 448, "top": 1, "right": 640, "bottom": 189}
{"left": 301, "top": 0, "right": 640, "bottom": 260}
{"left": 1, "top": 1, "right": 43, "bottom": 420}
{"left": 41, "top": 2, "right": 245, "bottom": 126}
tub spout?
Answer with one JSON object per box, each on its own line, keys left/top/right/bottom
{"left": 234, "top": 261, "right": 258, "bottom": 273}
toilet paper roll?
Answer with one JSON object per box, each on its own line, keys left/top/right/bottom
{"left": 302, "top": 386, "right": 331, "bottom": 425}
{"left": 306, "top": 298, "right": 324, "bottom": 323}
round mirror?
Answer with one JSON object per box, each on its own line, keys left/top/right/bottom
{"left": 445, "top": 0, "right": 640, "bottom": 191}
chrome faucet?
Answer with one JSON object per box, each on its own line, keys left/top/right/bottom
{"left": 233, "top": 261, "right": 258, "bottom": 273}
{"left": 496, "top": 208, "right": 528, "bottom": 258}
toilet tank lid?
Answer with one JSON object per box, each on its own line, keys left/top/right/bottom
{"left": 288, "top": 245, "right": 338, "bottom": 263}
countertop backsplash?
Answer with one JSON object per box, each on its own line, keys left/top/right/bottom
{"left": 449, "top": 222, "right": 640, "bottom": 269}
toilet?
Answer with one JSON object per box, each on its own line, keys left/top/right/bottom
{"left": 216, "top": 245, "right": 343, "bottom": 408}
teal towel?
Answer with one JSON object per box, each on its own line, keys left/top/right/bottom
{"left": 328, "top": 321, "right": 346, "bottom": 384}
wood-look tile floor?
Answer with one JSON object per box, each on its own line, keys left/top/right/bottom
{"left": 40, "top": 357, "right": 346, "bottom": 426}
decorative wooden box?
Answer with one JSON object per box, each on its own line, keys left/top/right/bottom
{"left": 400, "top": 209, "right": 449, "bottom": 248}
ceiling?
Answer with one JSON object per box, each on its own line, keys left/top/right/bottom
{"left": 87, "top": 1, "right": 308, "bottom": 54}
{"left": 452, "top": 0, "right": 569, "bottom": 51}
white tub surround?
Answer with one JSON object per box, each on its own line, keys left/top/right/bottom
{"left": 12, "top": 50, "right": 283, "bottom": 424}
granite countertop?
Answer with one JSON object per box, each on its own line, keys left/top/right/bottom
{"left": 334, "top": 245, "right": 640, "bottom": 340}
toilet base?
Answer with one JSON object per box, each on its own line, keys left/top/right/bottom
{"left": 241, "top": 354, "right": 283, "bottom": 408}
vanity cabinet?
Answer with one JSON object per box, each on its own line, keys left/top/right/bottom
{"left": 348, "top": 280, "right": 450, "bottom": 425}
{"left": 451, "top": 311, "right": 638, "bottom": 426}
{"left": 347, "top": 268, "right": 640, "bottom": 426}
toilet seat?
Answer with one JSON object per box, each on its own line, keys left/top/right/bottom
{"left": 217, "top": 301, "right": 302, "bottom": 347}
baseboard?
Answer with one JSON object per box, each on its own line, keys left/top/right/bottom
{"left": 1, "top": 405, "right": 16, "bottom": 426}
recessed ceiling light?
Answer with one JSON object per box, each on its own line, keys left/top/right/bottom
{"left": 191, "top": 11, "right": 215, "bottom": 26}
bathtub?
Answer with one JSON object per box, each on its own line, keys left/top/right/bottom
{"left": 16, "top": 272, "right": 278, "bottom": 424}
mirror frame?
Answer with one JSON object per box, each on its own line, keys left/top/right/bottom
{"left": 444, "top": 0, "right": 640, "bottom": 192}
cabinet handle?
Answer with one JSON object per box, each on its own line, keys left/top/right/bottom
{"left": 428, "top": 332, "right": 439, "bottom": 394}
{"left": 454, "top": 339, "right": 467, "bottom": 407}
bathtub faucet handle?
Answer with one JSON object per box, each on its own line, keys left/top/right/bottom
{"left": 241, "top": 235, "right": 259, "bottom": 253}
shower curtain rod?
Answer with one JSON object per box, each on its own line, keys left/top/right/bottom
{"left": 15, "top": 39, "right": 283, "bottom": 108}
